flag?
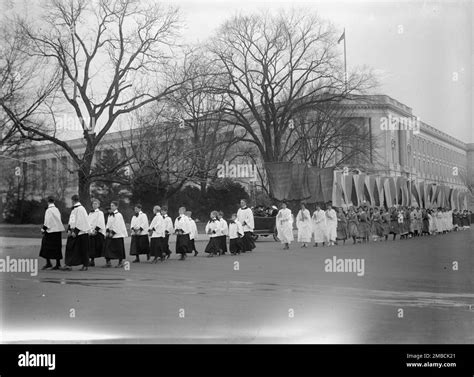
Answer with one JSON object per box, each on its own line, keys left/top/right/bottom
{"left": 338, "top": 30, "right": 345, "bottom": 44}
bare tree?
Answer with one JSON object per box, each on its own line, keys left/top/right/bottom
{"left": 2, "top": 0, "right": 188, "bottom": 207}
{"left": 209, "top": 10, "right": 376, "bottom": 164}
{"left": 165, "top": 49, "right": 248, "bottom": 193}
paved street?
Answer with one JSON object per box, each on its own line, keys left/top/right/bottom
{"left": 0, "top": 230, "right": 473, "bottom": 344}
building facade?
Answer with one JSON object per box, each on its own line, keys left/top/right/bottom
{"left": 0, "top": 94, "right": 472, "bottom": 211}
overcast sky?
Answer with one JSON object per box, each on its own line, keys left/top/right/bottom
{"left": 3, "top": 0, "right": 473, "bottom": 143}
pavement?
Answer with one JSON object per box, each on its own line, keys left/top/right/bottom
{"left": 0, "top": 229, "right": 473, "bottom": 344}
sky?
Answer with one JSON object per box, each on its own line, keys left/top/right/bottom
{"left": 2, "top": 0, "right": 473, "bottom": 143}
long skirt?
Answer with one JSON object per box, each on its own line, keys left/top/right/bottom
{"left": 217, "top": 235, "right": 228, "bottom": 253}
{"left": 381, "top": 221, "right": 390, "bottom": 236}
{"left": 373, "top": 221, "right": 385, "bottom": 237}
{"left": 336, "top": 222, "right": 348, "bottom": 240}
{"left": 150, "top": 237, "right": 165, "bottom": 258}
{"left": 103, "top": 237, "right": 126, "bottom": 260}
{"left": 229, "top": 238, "right": 243, "bottom": 254}
{"left": 65, "top": 234, "right": 89, "bottom": 266}
{"left": 89, "top": 233, "right": 105, "bottom": 259}
{"left": 390, "top": 220, "right": 400, "bottom": 234}
{"left": 347, "top": 222, "right": 359, "bottom": 238}
{"left": 358, "top": 222, "right": 370, "bottom": 239}
{"left": 422, "top": 219, "right": 430, "bottom": 233}
{"left": 188, "top": 238, "right": 197, "bottom": 252}
{"left": 176, "top": 234, "right": 191, "bottom": 255}
{"left": 130, "top": 235, "right": 150, "bottom": 256}
{"left": 401, "top": 221, "right": 409, "bottom": 235}
{"left": 241, "top": 231, "right": 255, "bottom": 252}
{"left": 205, "top": 237, "right": 222, "bottom": 254}
{"left": 164, "top": 234, "right": 171, "bottom": 255}
{"left": 39, "top": 232, "right": 63, "bottom": 260}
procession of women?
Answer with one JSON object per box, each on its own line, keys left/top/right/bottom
{"left": 275, "top": 201, "right": 472, "bottom": 249}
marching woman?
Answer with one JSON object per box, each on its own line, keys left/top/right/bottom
{"left": 431, "top": 208, "right": 439, "bottom": 234}
{"left": 389, "top": 207, "right": 399, "bottom": 240}
{"left": 276, "top": 201, "right": 294, "bottom": 250}
{"left": 228, "top": 213, "right": 244, "bottom": 255}
{"left": 336, "top": 207, "right": 348, "bottom": 245}
{"left": 174, "top": 207, "right": 192, "bottom": 260}
{"left": 414, "top": 207, "right": 423, "bottom": 236}
{"left": 381, "top": 208, "right": 391, "bottom": 241}
{"left": 186, "top": 211, "right": 199, "bottom": 256}
{"left": 149, "top": 205, "right": 166, "bottom": 263}
{"left": 398, "top": 208, "right": 407, "bottom": 239}
{"left": 347, "top": 207, "right": 359, "bottom": 244}
{"left": 312, "top": 204, "right": 327, "bottom": 247}
{"left": 409, "top": 207, "right": 416, "bottom": 238}
{"left": 205, "top": 211, "right": 222, "bottom": 257}
{"left": 161, "top": 206, "right": 174, "bottom": 259}
{"left": 357, "top": 206, "right": 370, "bottom": 243}
{"left": 421, "top": 208, "right": 431, "bottom": 236}
{"left": 325, "top": 203, "right": 337, "bottom": 246}
{"left": 217, "top": 211, "right": 228, "bottom": 255}
{"left": 103, "top": 201, "right": 128, "bottom": 268}
{"left": 296, "top": 202, "right": 312, "bottom": 248}
{"left": 435, "top": 208, "right": 444, "bottom": 234}
{"left": 237, "top": 199, "right": 255, "bottom": 253}
{"left": 88, "top": 199, "right": 106, "bottom": 267}
{"left": 130, "top": 204, "right": 150, "bottom": 263}
{"left": 40, "top": 197, "right": 65, "bottom": 270}
{"left": 63, "top": 195, "right": 90, "bottom": 271}
{"left": 371, "top": 207, "right": 384, "bottom": 242}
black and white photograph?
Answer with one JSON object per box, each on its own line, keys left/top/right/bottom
{"left": 0, "top": 0, "right": 473, "bottom": 375}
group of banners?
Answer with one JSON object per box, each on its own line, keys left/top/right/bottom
{"left": 265, "top": 162, "right": 471, "bottom": 210}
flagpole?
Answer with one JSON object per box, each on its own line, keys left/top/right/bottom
{"left": 343, "top": 28, "right": 347, "bottom": 91}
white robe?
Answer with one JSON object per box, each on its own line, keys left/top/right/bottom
{"left": 88, "top": 209, "right": 106, "bottom": 236}
{"left": 43, "top": 204, "right": 65, "bottom": 233}
{"left": 163, "top": 215, "right": 174, "bottom": 235}
{"left": 237, "top": 207, "right": 254, "bottom": 232}
{"left": 218, "top": 218, "right": 228, "bottom": 237}
{"left": 68, "top": 203, "right": 91, "bottom": 235}
{"left": 106, "top": 211, "right": 128, "bottom": 238}
{"left": 276, "top": 208, "right": 294, "bottom": 244}
{"left": 174, "top": 215, "right": 191, "bottom": 235}
{"left": 325, "top": 209, "right": 338, "bottom": 242}
{"left": 229, "top": 220, "right": 244, "bottom": 239}
{"left": 189, "top": 218, "right": 198, "bottom": 240}
{"left": 296, "top": 209, "right": 312, "bottom": 243}
{"left": 312, "top": 209, "right": 327, "bottom": 243}
{"left": 149, "top": 213, "right": 165, "bottom": 238}
{"left": 205, "top": 219, "right": 220, "bottom": 238}
{"left": 130, "top": 211, "right": 149, "bottom": 236}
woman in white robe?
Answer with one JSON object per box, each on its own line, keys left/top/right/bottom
{"left": 312, "top": 205, "right": 327, "bottom": 246}
{"left": 296, "top": 203, "right": 312, "bottom": 247}
{"left": 276, "top": 202, "right": 294, "bottom": 250}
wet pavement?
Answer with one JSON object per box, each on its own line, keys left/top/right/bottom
{"left": 0, "top": 229, "right": 473, "bottom": 343}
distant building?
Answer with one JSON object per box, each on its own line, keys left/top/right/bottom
{"left": 0, "top": 94, "right": 472, "bottom": 211}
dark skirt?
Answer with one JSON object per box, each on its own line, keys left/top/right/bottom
{"left": 241, "top": 231, "right": 255, "bottom": 252}
{"left": 189, "top": 238, "right": 197, "bottom": 252}
{"left": 422, "top": 218, "right": 430, "bottom": 233}
{"left": 357, "top": 221, "right": 370, "bottom": 238}
{"left": 103, "top": 237, "right": 126, "bottom": 260}
{"left": 217, "top": 235, "right": 227, "bottom": 254}
{"left": 381, "top": 221, "right": 390, "bottom": 236}
{"left": 164, "top": 234, "right": 171, "bottom": 254}
{"left": 89, "top": 233, "right": 105, "bottom": 259}
{"left": 347, "top": 222, "right": 359, "bottom": 238}
{"left": 336, "top": 223, "right": 348, "bottom": 240}
{"left": 205, "top": 237, "right": 222, "bottom": 254}
{"left": 39, "top": 232, "right": 63, "bottom": 260}
{"left": 130, "top": 235, "right": 150, "bottom": 255}
{"left": 65, "top": 234, "right": 89, "bottom": 266}
{"left": 176, "top": 234, "right": 191, "bottom": 254}
{"left": 373, "top": 221, "right": 385, "bottom": 237}
{"left": 229, "top": 238, "right": 243, "bottom": 253}
{"left": 150, "top": 237, "right": 165, "bottom": 258}
{"left": 390, "top": 220, "right": 399, "bottom": 234}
